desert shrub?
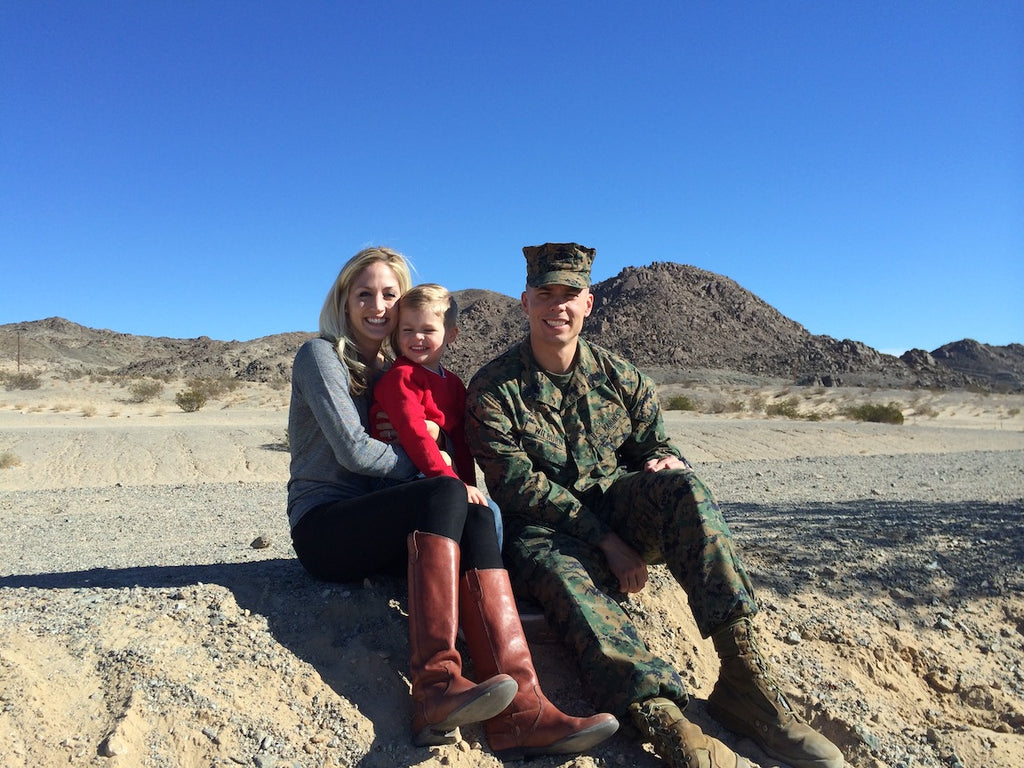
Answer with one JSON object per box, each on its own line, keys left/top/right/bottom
{"left": 81, "top": 404, "right": 97, "bottom": 417}
{"left": 665, "top": 395, "right": 697, "bottom": 411}
{"left": 766, "top": 396, "right": 800, "bottom": 418}
{"left": 845, "top": 402, "right": 904, "bottom": 425}
{"left": 707, "top": 399, "right": 746, "bottom": 414}
{"left": 0, "top": 451, "right": 21, "bottom": 469}
{"left": 186, "top": 377, "right": 240, "bottom": 400}
{"left": 128, "top": 380, "right": 164, "bottom": 403}
{"left": 174, "top": 388, "right": 208, "bottom": 412}
{"left": 748, "top": 393, "right": 767, "bottom": 413}
{"left": 2, "top": 371, "right": 42, "bottom": 391}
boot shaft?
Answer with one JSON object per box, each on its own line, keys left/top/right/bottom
{"left": 407, "top": 531, "right": 462, "bottom": 672}
{"left": 459, "top": 567, "right": 538, "bottom": 694}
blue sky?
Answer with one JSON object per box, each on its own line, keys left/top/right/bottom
{"left": 3, "top": 2, "right": 1022, "bottom": 356}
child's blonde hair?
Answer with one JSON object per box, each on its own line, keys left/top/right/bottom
{"left": 394, "top": 283, "right": 459, "bottom": 331}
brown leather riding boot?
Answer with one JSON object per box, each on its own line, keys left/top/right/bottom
{"left": 459, "top": 568, "right": 620, "bottom": 759}
{"left": 708, "top": 617, "right": 843, "bottom": 768}
{"left": 407, "top": 532, "right": 517, "bottom": 746}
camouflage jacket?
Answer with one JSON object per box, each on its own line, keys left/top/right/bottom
{"left": 466, "top": 337, "right": 683, "bottom": 545}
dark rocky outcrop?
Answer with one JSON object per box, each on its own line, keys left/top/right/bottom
{"left": 2, "top": 263, "right": 1020, "bottom": 391}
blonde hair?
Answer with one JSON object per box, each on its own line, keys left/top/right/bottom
{"left": 389, "top": 283, "right": 458, "bottom": 357}
{"left": 318, "top": 246, "right": 413, "bottom": 395}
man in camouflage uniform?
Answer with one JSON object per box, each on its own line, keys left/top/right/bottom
{"left": 465, "top": 243, "right": 843, "bottom": 768}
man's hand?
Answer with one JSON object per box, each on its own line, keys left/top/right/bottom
{"left": 465, "top": 484, "right": 488, "bottom": 506}
{"left": 643, "top": 456, "right": 688, "bottom": 473}
{"left": 597, "top": 532, "right": 648, "bottom": 594}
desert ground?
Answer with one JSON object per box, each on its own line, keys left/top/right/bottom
{"left": 1, "top": 373, "right": 1022, "bottom": 768}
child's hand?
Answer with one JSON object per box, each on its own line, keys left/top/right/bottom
{"left": 465, "top": 484, "right": 488, "bottom": 506}
{"left": 439, "top": 450, "right": 453, "bottom": 466}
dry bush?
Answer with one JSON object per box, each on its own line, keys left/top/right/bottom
{"left": 127, "top": 379, "right": 164, "bottom": 403}
{"left": 845, "top": 402, "right": 905, "bottom": 425}
{"left": 707, "top": 399, "right": 745, "bottom": 414}
{"left": 0, "top": 451, "right": 22, "bottom": 469}
{"left": 174, "top": 388, "right": 208, "bottom": 413}
{"left": 664, "top": 394, "right": 698, "bottom": 411}
{"left": 766, "top": 395, "right": 801, "bottom": 418}
{"left": 2, "top": 371, "right": 43, "bottom": 391}
{"left": 187, "top": 377, "right": 241, "bottom": 400}
{"left": 748, "top": 393, "right": 767, "bottom": 413}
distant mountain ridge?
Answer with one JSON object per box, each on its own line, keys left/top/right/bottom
{"left": 2, "top": 263, "right": 1021, "bottom": 391}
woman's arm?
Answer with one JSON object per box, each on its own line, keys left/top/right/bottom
{"left": 292, "top": 339, "right": 416, "bottom": 478}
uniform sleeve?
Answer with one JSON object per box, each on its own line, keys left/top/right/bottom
{"left": 374, "top": 365, "right": 460, "bottom": 480}
{"left": 448, "top": 379, "right": 478, "bottom": 487}
{"left": 466, "top": 378, "right": 611, "bottom": 545}
{"left": 614, "top": 365, "right": 686, "bottom": 470}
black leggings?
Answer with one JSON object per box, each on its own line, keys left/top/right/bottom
{"left": 291, "top": 475, "right": 502, "bottom": 583}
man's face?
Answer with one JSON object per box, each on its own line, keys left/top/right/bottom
{"left": 521, "top": 282, "right": 594, "bottom": 349}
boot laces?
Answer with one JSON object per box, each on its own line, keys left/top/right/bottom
{"left": 744, "top": 629, "right": 801, "bottom": 724}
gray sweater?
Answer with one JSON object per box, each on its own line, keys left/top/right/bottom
{"left": 286, "top": 337, "right": 418, "bottom": 530}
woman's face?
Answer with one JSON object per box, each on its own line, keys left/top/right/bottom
{"left": 346, "top": 261, "right": 402, "bottom": 355}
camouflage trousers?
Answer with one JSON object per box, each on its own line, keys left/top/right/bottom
{"left": 505, "top": 468, "right": 757, "bottom": 716}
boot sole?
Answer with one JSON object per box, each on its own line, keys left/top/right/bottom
{"left": 495, "top": 716, "right": 620, "bottom": 760}
{"left": 414, "top": 677, "right": 519, "bottom": 746}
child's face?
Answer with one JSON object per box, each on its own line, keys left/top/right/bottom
{"left": 395, "top": 306, "right": 455, "bottom": 369}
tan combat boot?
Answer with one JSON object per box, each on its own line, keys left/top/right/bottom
{"left": 708, "top": 618, "right": 843, "bottom": 768}
{"left": 629, "top": 697, "right": 751, "bottom": 768}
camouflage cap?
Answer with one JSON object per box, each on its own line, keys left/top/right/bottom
{"left": 523, "top": 242, "right": 596, "bottom": 289}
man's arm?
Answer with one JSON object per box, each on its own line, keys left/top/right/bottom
{"left": 465, "top": 384, "right": 611, "bottom": 546}
{"left": 614, "top": 364, "right": 688, "bottom": 469}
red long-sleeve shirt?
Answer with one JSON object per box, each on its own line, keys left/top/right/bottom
{"left": 371, "top": 356, "right": 476, "bottom": 486}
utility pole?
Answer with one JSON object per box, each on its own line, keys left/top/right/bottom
{"left": 16, "top": 327, "right": 23, "bottom": 372}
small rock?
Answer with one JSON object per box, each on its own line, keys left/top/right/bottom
{"left": 251, "top": 535, "right": 271, "bottom": 549}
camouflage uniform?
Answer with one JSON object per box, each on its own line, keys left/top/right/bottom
{"left": 466, "top": 335, "right": 758, "bottom": 716}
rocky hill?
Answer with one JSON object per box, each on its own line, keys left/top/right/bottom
{"left": 1, "top": 263, "right": 1021, "bottom": 391}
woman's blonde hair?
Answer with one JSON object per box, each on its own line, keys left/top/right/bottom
{"left": 318, "top": 246, "right": 413, "bottom": 395}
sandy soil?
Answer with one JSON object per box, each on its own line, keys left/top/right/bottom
{"left": 1, "top": 377, "right": 1022, "bottom": 768}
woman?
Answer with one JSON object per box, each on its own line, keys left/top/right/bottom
{"left": 287, "top": 246, "right": 618, "bottom": 756}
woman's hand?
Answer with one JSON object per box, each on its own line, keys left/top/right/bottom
{"left": 465, "top": 484, "right": 488, "bottom": 506}
{"left": 373, "top": 412, "right": 442, "bottom": 446}
{"left": 375, "top": 411, "right": 397, "bottom": 442}
{"left": 597, "top": 532, "right": 648, "bottom": 593}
